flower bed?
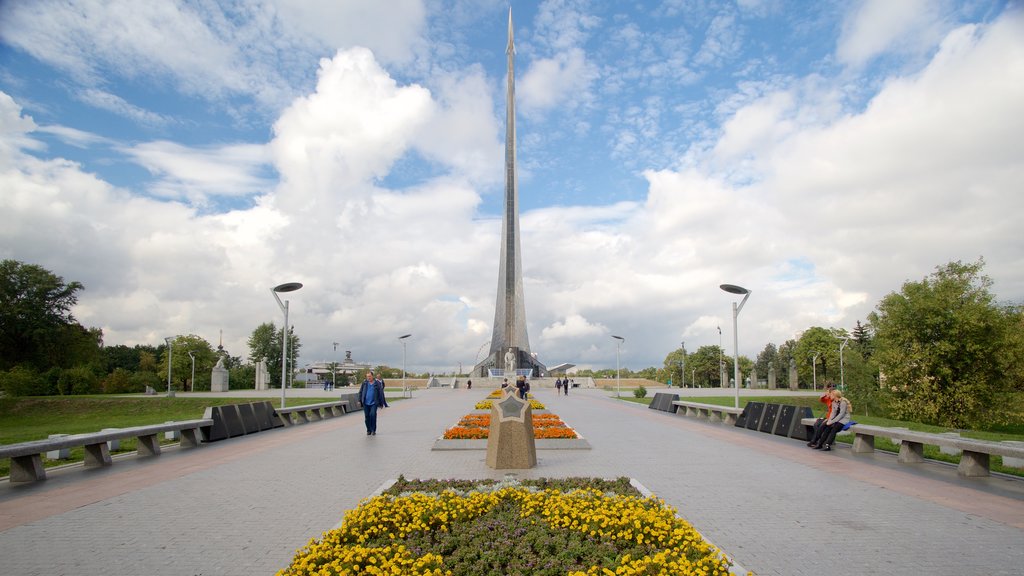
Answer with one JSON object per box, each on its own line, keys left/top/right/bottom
{"left": 475, "top": 398, "right": 545, "bottom": 410}
{"left": 278, "top": 477, "right": 745, "bottom": 576}
{"left": 442, "top": 413, "right": 577, "bottom": 439}
{"left": 487, "top": 390, "right": 534, "bottom": 399}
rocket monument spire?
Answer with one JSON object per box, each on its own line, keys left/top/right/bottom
{"left": 476, "top": 8, "right": 544, "bottom": 377}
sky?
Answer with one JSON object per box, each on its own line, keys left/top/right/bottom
{"left": 1, "top": 0, "right": 1022, "bottom": 375}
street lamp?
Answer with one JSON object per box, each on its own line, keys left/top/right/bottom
{"left": 717, "top": 326, "right": 724, "bottom": 388}
{"left": 399, "top": 334, "right": 412, "bottom": 396}
{"left": 837, "top": 336, "right": 850, "bottom": 390}
{"left": 164, "top": 337, "right": 174, "bottom": 397}
{"left": 680, "top": 341, "right": 685, "bottom": 388}
{"left": 272, "top": 282, "right": 303, "bottom": 409}
{"left": 720, "top": 283, "right": 752, "bottom": 409}
{"left": 188, "top": 350, "right": 196, "bottom": 393}
{"left": 811, "top": 352, "right": 821, "bottom": 391}
{"left": 611, "top": 335, "right": 624, "bottom": 398}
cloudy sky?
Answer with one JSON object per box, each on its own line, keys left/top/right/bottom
{"left": 1, "top": 0, "right": 1021, "bottom": 374}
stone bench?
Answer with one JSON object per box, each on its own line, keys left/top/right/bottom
{"left": 799, "top": 418, "right": 1024, "bottom": 477}
{"left": 0, "top": 419, "right": 211, "bottom": 483}
{"left": 672, "top": 401, "right": 745, "bottom": 425}
{"left": 276, "top": 401, "right": 350, "bottom": 426}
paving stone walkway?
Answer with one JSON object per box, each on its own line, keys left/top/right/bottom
{"left": 1, "top": 387, "right": 1022, "bottom": 575}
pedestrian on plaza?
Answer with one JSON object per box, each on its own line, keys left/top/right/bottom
{"left": 810, "top": 390, "right": 852, "bottom": 451}
{"left": 807, "top": 382, "right": 836, "bottom": 446}
{"left": 502, "top": 378, "right": 509, "bottom": 389}
{"left": 564, "top": 378, "right": 569, "bottom": 395}
{"left": 467, "top": 379, "right": 472, "bottom": 390}
{"left": 358, "top": 371, "right": 388, "bottom": 436}
{"left": 515, "top": 376, "right": 526, "bottom": 399}
{"left": 555, "top": 378, "right": 563, "bottom": 393}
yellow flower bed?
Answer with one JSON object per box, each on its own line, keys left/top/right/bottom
{"left": 278, "top": 486, "right": 744, "bottom": 576}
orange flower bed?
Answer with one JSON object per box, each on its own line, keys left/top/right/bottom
{"left": 442, "top": 413, "right": 578, "bottom": 439}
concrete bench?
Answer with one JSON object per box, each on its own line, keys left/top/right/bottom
{"left": 276, "top": 401, "right": 350, "bottom": 426}
{"left": 673, "top": 401, "right": 744, "bottom": 425}
{"left": 799, "top": 418, "right": 1024, "bottom": 477}
{"left": 0, "top": 419, "right": 212, "bottom": 483}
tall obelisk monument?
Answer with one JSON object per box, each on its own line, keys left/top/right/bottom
{"left": 476, "top": 8, "right": 545, "bottom": 378}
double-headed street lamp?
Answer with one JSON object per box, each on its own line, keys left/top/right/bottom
{"left": 272, "top": 282, "right": 303, "bottom": 409}
{"left": 611, "top": 335, "right": 624, "bottom": 397}
{"left": 164, "top": 337, "right": 174, "bottom": 397}
{"left": 399, "top": 334, "right": 412, "bottom": 396}
{"left": 720, "top": 284, "right": 752, "bottom": 409}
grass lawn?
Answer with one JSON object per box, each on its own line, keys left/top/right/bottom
{"left": 672, "top": 395, "right": 1024, "bottom": 477}
{"left": 0, "top": 395, "right": 352, "bottom": 478}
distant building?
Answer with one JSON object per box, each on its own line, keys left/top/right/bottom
{"left": 294, "top": 350, "right": 370, "bottom": 386}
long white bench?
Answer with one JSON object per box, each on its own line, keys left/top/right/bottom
{"left": 276, "top": 401, "right": 350, "bottom": 425}
{"left": 799, "top": 418, "right": 1024, "bottom": 477}
{"left": 0, "top": 419, "right": 212, "bottom": 483}
{"left": 673, "top": 401, "right": 745, "bottom": 425}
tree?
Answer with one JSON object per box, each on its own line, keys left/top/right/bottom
{"left": 247, "top": 323, "right": 302, "bottom": 388}
{"left": 0, "top": 260, "right": 91, "bottom": 370}
{"left": 663, "top": 346, "right": 688, "bottom": 386}
{"left": 851, "top": 320, "right": 873, "bottom": 359}
{"left": 868, "top": 259, "right": 1009, "bottom": 428}
{"left": 685, "top": 345, "right": 728, "bottom": 387}
{"left": 159, "top": 334, "right": 216, "bottom": 392}
{"left": 793, "top": 327, "right": 840, "bottom": 388}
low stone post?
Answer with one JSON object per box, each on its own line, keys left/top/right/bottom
{"left": 486, "top": 389, "right": 537, "bottom": 469}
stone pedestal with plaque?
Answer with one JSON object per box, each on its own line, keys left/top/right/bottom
{"left": 486, "top": 389, "right": 537, "bottom": 469}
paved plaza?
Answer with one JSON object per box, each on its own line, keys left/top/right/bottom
{"left": 1, "top": 387, "right": 1022, "bottom": 575}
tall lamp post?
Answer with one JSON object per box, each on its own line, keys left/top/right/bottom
{"left": 188, "top": 350, "right": 196, "bottom": 393}
{"left": 837, "top": 336, "right": 850, "bottom": 390}
{"left": 611, "top": 335, "right": 624, "bottom": 397}
{"left": 720, "top": 284, "right": 752, "bottom": 409}
{"left": 164, "top": 337, "right": 174, "bottom": 397}
{"left": 399, "top": 334, "right": 412, "bottom": 396}
{"left": 271, "top": 282, "right": 303, "bottom": 409}
{"left": 680, "top": 341, "right": 685, "bottom": 388}
{"left": 811, "top": 352, "right": 821, "bottom": 391}
{"left": 717, "top": 326, "right": 724, "bottom": 387}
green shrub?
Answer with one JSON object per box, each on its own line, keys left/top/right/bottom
{"left": 0, "top": 366, "right": 47, "bottom": 396}
{"left": 128, "top": 370, "right": 161, "bottom": 393}
{"left": 101, "top": 368, "right": 133, "bottom": 394}
{"left": 57, "top": 366, "right": 100, "bottom": 395}
{"left": 633, "top": 385, "right": 648, "bottom": 398}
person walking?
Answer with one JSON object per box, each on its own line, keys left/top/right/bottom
{"left": 467, "top": 379, "right": 472, "bottom": 390}
{"left": 358, "top": 371, "right": 388, "bottom": 435}
{"left": 564, "top": 378, "right": 569, "bottom": 395}
{"left": 555, "top": 378, "right": 563, "bottom": 393}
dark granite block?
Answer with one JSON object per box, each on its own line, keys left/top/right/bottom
{"left": 237, "top": 403, "right": 259, "bottom": 434}
{"left": 789, "top": 407, "right": 815, "bottom": 440}
{"left": 744, "top": 402, "right": 765, "bottom": 430}
{"left": 759, "top": 404, "right": 780, "bottom": 433}
{"left": 200, "top": 406, "right": 228, "bottom": 442}
{"left": 775, "top": 405, "right": 797, "bottom": 436}
{"left": 252, "top": 402, "right": 274, "bottom": 430}
{"left": 221, "top": 404, "right": 246, "bottom": 437}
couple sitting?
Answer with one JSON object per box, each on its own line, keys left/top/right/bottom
{"left": 807, "top": 385, "right": 853, "bottom": 451}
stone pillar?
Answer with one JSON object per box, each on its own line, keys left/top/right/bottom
{"left": 788, "top": 359, "right": 799, "bottom": 390}
{"left": 749, "top": 367, "right": 759, "bottom": 389}
{"left": 211, "top": 359, "right": 229, "bottom": 392}
{"left": 768, "top": 365, "right": 777, "bottom": 390}
{"left": 254, "top": 360, "right": 269, "bottom": 390}
{"left": 486, "top": 389, "right": 537, "bottom": 469}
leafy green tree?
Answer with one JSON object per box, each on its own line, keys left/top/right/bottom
{"left": 57, "top": 366, "right": 100, "bottom": 395}
{"left": 793, "top": 327, "right": 841, "bottom": 387}
{"left": 869, "top": 259, "right": 1010, "bottom": 427}
{"left": 754, "top": 343, "right": 778, "bottom": 380}
{"left": 663, "top": 346, "right": 688, "bottom": 386}
{"left": 159, "top": 334, "right": 216, "bottom": 392}
{"left": 246, "top": 322, "right": 301, "bottom": 388}
{"left": 0, "top": 366, "right": 47, "bottom": 396}
{"left": 686, "top": 345, "right": 728, "bottom": 387}
{"left": 0, "top": 260, "right": 101, "bottom": 370}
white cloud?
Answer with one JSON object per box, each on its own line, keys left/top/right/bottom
{"left": 541, "top": 314, "right": 607, "bottom": 339}
{"left": 836, "top": 0, "right": 945, "bottom": 67}
{"left": 78, "top": 89, "right": 172, "bottom": 127}
{"left": 123, "top": 141, "right": 272, "bottom": 204}
{"left": 519, "top": 48, "right": 595, "bottom": 114}
{"left": 271, "top": 0, "right": 426, "bottom": 65}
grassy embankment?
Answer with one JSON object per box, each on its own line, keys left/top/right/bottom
{"left": 0, "top": 395, "right": 364, "bottom": 477}
{"left": 623, "top": 393, "right": 1024, "bottom": 477}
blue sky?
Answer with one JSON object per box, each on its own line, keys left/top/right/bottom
{"left": 1, "top": 0, "right": 1022, "bottom": 373}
